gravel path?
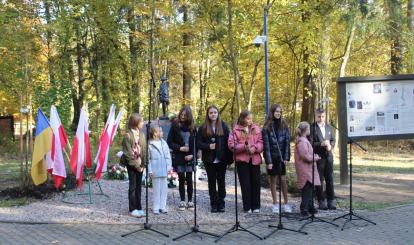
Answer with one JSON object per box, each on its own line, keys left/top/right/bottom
{"left": 0, "top": 168, "right": 344, "bottom": 225}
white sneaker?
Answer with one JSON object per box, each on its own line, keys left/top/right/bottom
{"left": 130, "top": 209, "right": 141, "bottom": 217}
{"left": 252, "top": 209, "right": 260, "bottom": 213}
{"left": 283, "top": 204, "right": 292, "bottom": 213}
{"left": 272, "top": 204, "right": 279, "bottom": 213}
{"left": 136, "top": 210, "right": 145, "bottom": 217}
{"left": 245, "top": 209, "right": 252, "bottom": 213}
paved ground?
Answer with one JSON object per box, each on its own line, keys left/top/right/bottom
{"left": 0, "top": 204, "right": 412, "bottom": 245}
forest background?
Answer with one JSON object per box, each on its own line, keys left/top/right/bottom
{"left": 2, "top": 0, "right": 413, "bottom": 132}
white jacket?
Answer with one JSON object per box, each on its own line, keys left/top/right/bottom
{"left": 148, "top": 139, "right": 172, "bottom": 178}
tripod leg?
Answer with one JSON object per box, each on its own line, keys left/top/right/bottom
{"left": 352, "top": 213, "right": 376, "bottom": 225}
{"left": 282, "top": 227, "right": 308, "bottom": 235}
{"left": 333, "top": 213, "right": 350, "bottom": 221}
{"left": 215, "top": 225, "right": 236, "bottom": 243}
{"left": 121, "top": 228, "right": 144, "bottom": 237}
{"left": 96, "top": 179, "right": 104, "bottom": 195}
{"left": 263, "top": 228, "right": 278, "bottom": 239}
{"left": 298, "top": 220, "right": 312, "bottom": 232}
{"left": 314, "top": 217, "right": 339, "bottom": 227}
{"left": 197, "top": 230, "right": 220, "bottom": 238}
{"left": 238, "top": 225, "right": 263, "bottom": 240}
{"left": 148, "top": 227, "right": 170, "bottom": 237}
{"left": 341, "top": 217, "right": 352, "bottom": 231}
{"left": 172, "top": 230, "right": 193, "bottom": 241}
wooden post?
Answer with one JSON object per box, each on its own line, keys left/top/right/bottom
{"left": 19, "top": 95, "right": 24, "bottom": 188}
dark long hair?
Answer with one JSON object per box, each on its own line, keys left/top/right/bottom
{"left": 263, "top": 103, "right": 289, "bottom": 131}
{"left": 177, "top": 105, "right": 195, "bottom": 133}
{"left": 202, "top": 105, "right": 224, "bottom": 137}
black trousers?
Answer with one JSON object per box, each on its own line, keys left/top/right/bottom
{"left": 205, "top": 162, "right": 227, "bottom": 209}
{"left": 315, "top": 157, "right": 335, "bottom": 202}
{"left": 300, "top": 181, "right": 314, "bottom": 212}
{"left": 178, "top": 172, "right": 193, "bottom": 202}
{"left": 236, "top": 161, "right": 261, "bottom": 211}
{"left": 127, "top": 165, "right": 143, "bottom": 211}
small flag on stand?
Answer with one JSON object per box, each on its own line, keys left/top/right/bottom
{"left": 95, "top": 104, "right": 124, "bottom": 180}
{"left": 69, "top": 105, "right": 91, "bottom": 188}
{"left": 46, "top": 105, "right": 69, "bottom": 188}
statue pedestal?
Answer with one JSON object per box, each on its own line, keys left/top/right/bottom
{"left": 144, "top": 118, "right": 171, "bottom": 141}
{"left": 158, "top": 118, "right": 171, "bottom": 141}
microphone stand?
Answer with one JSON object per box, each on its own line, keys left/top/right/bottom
{"left": 331, "top": 123, "right": 376, "bottom": 230}
{"left": 264, "top": 124, "right": 307, "bottom": 238}
{"left": 173, "top": 129, "right": 220, "bottom": 241}
{"left": 122, "top": 2, "right": 168, "bottom": 236}
{"left": 215, "top": 125, "right": 263, "bottom": 242}
{"left": 298, "top": 72, "right": 338, "bottom": 232}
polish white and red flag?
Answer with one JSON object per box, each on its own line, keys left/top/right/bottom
{"left": 94, "top": 105, "right": 124, "bottom": 180}
{"left": 69, "top": 105, "right": 92, "bottom": 188}
{"left": 46, "top": 105, "right": 69, "bottom": 188}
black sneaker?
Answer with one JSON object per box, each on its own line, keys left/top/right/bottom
{"left": 211, "top": 207, "right": 218, "bottom": 213}
{"left": 318, "top": 200, "right": 328, "bottom": 210}
{"left": 178, "top": 201, "right": 186, "bottom": 211}
{"left": 327, "top": 200, "right": 337, "bottom": 210}
{"left": 300, "top": 210, "right": 309, "bottom": 216}
{"left": 187, "top": 201, "right": 194, "bottom": 209}
{"left": 309, "top": 207, "right": 318, "bottom": 214}
{"left": 218, "top": 207, "right": 225, "bottom": 213}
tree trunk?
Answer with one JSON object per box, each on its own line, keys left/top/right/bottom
{"left": 76, "top": 23, "right": 85, "bottom": 112}
{"left": 387, "top": 0, "right": 403, "bottom": 75}
{"left": 69, "top": 59, "right": 80, "bottom": 131}
{"left": 408, "top": 0, "right": 414, "bottom": 73}
{"left": 300, "top": 0, "right": 312, "bottom": 122}
{"left": 182, "top": 4, "right": 191, "bottom": 105}
{"left": 339, "top": 18, "right": 356, "bottom": 77}
{"left": 227, "top": 0, "right": 240, "bottom": 116}
{"left": 319, "top": 21, "right": 332, "bottom": 120}
{"left": 101, "top": 50, "right": 111, "bottom": 119}
{"left": 44, "top": 0, "right": 55, "bottom": 84}
{"left": 127, "top": 6, "right": 140, "bottom": 113}
{"left": 247, "top": 58, "right": 262, "bottom": 111}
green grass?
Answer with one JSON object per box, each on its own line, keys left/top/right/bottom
{"left": 0, "top": 197, "right": 34, "bottom": 207}
{"left": 337, "top": 198, "right": 414, "bottom": 211}
{"left": 0, "top": 160, "right": 22, "bottom": 187}
{"left": 333, "top": 151, "right": 414, "bottom": 174}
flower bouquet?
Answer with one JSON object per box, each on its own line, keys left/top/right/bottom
{"left": 167, "top": 169, "right": 179, "bottom": 188}
{"left": 106, "top": 164, "right": 128, "bottom": 180}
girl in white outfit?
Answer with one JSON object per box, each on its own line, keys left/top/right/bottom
{"left": 148, "top": 125, "right": 172, "bottom": 214}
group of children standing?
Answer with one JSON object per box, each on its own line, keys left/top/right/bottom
{"left": 122, "top": 104, "right": 327, "bottom": 218}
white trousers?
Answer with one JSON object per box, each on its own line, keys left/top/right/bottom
{"left": 153, "top": 177, "right": 168, "bottom": 212}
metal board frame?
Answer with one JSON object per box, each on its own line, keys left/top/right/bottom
{"left": 336, "top": 74, "right": 414, "bottom": 184}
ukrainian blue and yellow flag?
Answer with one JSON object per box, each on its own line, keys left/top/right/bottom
{"left": 31, "top": 108, "right": 53, "bottom": 185}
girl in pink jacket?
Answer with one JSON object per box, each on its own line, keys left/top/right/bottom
{"left": 294, "top": 121, "right": 321, "bottom": 216}
{"left": 228, "top": 110, "right": 263, "bottom": 213}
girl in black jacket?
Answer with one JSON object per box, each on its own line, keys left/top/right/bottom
{"left": 167, "top": 105, "right": 196, "bottom": 211}
{"left": 262, "top": 103, "right": 292, "bottom": 213}
{"left": 197, "top": 105, "right": 232, "bottom": 212}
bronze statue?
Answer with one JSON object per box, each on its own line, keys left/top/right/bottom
{"left": 159, "top": 76, "right": 169, "bottom": 119}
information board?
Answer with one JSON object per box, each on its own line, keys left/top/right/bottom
{"left": 345, "top": 81, "right": 414, "bottom": 137}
